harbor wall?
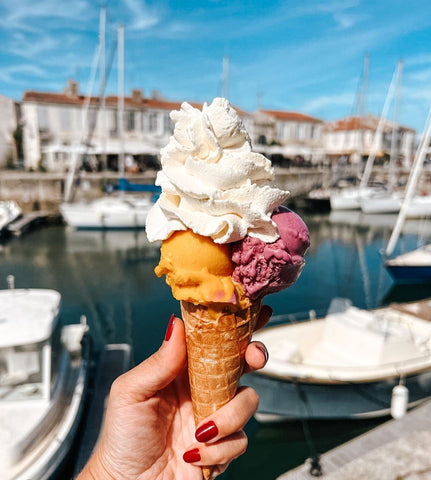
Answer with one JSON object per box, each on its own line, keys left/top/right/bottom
{"left": 0, "top": 168, "right": 330, "bottom": 212}
{"left": 1, "top": 167, "right": 429, "bottom": 213}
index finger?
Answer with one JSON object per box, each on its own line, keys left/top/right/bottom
{"left": 254, "top": 304, "right": 272, "bottom": 332}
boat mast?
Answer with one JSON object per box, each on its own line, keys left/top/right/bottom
{"left": 359, "top": 64, "right": 398, "bottom": 190}
{"left": 388, "top": 60, "right": 403, "bottom": 191}
{"left": 385, "top": 103, "right": 431, "bottom": 256}
{"left": 99, "top": 5, "right": 107, "bottom": 171}
{"left": 64, "top": 15, "right": 102, "bottom": 203}
{"left": 117, "top": 23, "right": 125, "bottom": 185}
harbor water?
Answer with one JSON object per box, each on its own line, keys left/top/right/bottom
{"left": 1, "top": 209, "right": 430, "bottom": 479}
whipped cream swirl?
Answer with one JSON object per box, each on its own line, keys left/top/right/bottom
{"left": 145, "top": 98, "right": 289, "bottom": 244}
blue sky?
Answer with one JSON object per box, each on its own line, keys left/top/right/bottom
{"left": 1, "top": 0, "right": 431, "bottom": 132}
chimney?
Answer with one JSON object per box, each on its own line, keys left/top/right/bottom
{"left": 151, "top": 90, "right": 163, "bottom": 100}
{"left": 132, "top": 89, "right": 143, "bottom": 102}
{"left": 64, "top": 78, "right": 79, "bottom": 97}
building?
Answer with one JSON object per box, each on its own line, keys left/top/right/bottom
{"left": 18, "top": 80, "right": 417, "bottom": 173}
{"left": 251, "top": 109, "right": 325, "bottom": 166}
{"left": 20, "top": 80, "right": 252, "bottom": 172}
{"left": 323, "top": 115, "right": 415, "bottom": 168}
{"left": 0, "top": 94, "right": 18, "bottom": 169}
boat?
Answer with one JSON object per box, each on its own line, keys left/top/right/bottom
{"left": 385, "top": 245, "right": 431, "bottom": 284}
{"left": 406, "top": 194, "right": 431, "bottom": 218}
{"left": 383, "top": 98, "right": 431, "bottom": 284}
{"left": 330, "top": 186, "right": 380, "bottom": 211}
{"left": 60, "top": 25, "right": 159, "bottom": 231}
{"left": 243, "top": 298, "right": 431, "bottom": 421}
{"left": 0, "top": 279, "right": 90, "bottom": 479}
{"left": 0, "top": 201, "right": 22, "bottom": 234}
{"left": 302, "top": 188, "right": 331, "bottom": 212}
{"left": 60, "top": 194, "right": 155, "bottom": 230}
{"left": 330, "top": 62, "right": 401, "bottom": 212}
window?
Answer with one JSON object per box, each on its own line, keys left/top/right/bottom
{"left": 37, "top": 106, "right": 49, "bottom": 130}
{"left": 149, "top": 113, "right": 158, "bottom": 132}
{"left": 127, "top": 111, "right": 135, "bottom": 131}
{"left": 277, "top": 122, "right": 284, "bottom": 140}
{"left": 60, "top": 108, "right": 71, "bottom": 130}
{"left": 163, "top": 113, "right": 173, "bottom": 133}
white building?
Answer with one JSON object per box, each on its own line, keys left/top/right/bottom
{"left": 0, "top": 95, "right": 18, "bottom": 168}
{"left": 251, "top": 109, "right": 324, "bottom": 166}
{"left": 20, "top": 80, "right": 252, "bottom": 172}
{"left": 323, "top": 115, "right": 415, "bottom": 168}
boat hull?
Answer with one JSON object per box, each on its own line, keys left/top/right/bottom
{"left": 60, "top": 198, "right": 151, "bottom": 230}
{"left": 360, "top": 195, "right": 402, "bottom": 214}
{"left": 385, "top": 265, "right": 431, "bottom": 284}
{"left": 242, "top": 369, "right": 431, "bottom": 421}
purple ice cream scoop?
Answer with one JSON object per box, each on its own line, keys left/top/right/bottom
{"left": 231, "top": 206, "right": 310, "bottom": 300}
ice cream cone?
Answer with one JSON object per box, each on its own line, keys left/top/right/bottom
{"left": 180, "top": 299, "right": 262, "bottom": 480}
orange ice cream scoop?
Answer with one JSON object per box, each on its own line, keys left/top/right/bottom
{"left": 155, "top": 229, "right": 238, "bottom": 305}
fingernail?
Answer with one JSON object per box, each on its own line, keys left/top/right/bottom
{"left": 165, "top": 314, "right": 175, "bottom": 341}
{"left": 195, "top": 420, "right": 219, "bottom": 442}
{"left": 257, "top": 345, "right": 269, "bottom": 363}
{"left": 183, "top": 447, "right": 201, "bottom": 463}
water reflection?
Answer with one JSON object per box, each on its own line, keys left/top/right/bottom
{"left": 1, "top": 212, "right": 429, "bottom": 361}
{"left": 0, "top": 213, "right": 430, "bottom": 480}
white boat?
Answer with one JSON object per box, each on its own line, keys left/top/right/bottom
{"left": 0, "top": 283, "right": 90, "bottom": 479}
{"left": 406, "top": 194, "right": 431, "bottom": 218}
{"left": 0, "top": 201, "right": 22, "bottom": 233}
{"left": 359, "top": 190, "right": 403, "bottom": 214}
{"left": 385, "top": 244, "right": 431, "bottom": 284}
{"left": 331, "top": 63, "right": 402, "bottom": 213}
{"left": 330, "top": 186, "right": 382, "bottom": 211}
{"left": 61, "top": 26, "right": 158, "bottom": 231}
{"left": 243, "top": 298, "right": 431, "bottom": 421}
{"left": 329, "top": 187, "right": 363, "bottom": 210}
{"left": 383, "top": 99, "right": 431, "bottom": 284}
{"left": 60, "top": 195, "right": 154, "bottom": 229}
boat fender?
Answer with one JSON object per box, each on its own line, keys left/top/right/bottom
{"left": 391, "top": 384, "right": 409, "bottom": 419}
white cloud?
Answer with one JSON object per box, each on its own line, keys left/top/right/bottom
{"left": 0, "top": 63, "right": 49, "bottom": 83}
{"left": 122, "top": 0, "right": 161, "bottom": 32}
{"left": 0, "top": 0, "right": 92, "bottom": 32}
{"left": 302, "top": 93, "right": 355, "bottom": 113}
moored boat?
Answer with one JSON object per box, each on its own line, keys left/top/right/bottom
{"left": 0, "top": 282, "right": 90, "bottom": 480}
{"left": 243, "top": 298, "right": 431, "bottom": 421}
{"left": 60, "top": 195, "right": 154, "bottom": 230}
{"left": 385, "top": 244, "right": 431, "bottom": 284}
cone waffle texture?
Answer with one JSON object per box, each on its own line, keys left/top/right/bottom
{"left": 180, "top": 300, "right": 261, "bottom": 479}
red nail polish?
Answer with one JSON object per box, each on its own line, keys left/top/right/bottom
{"left": 165, "top": 314, "right": 175, "bottom": 341}
{"left": 195, "top": 421, "right": 219, "bottom": 442}
{"left": 183, "top": 448, "right": 201, "bottom": 463}
{"left": 257, "top": 345, "right": 269, "bottom": 362}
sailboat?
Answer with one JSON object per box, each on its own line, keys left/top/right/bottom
{"left": 61, "top": 22, "right": 158, "bottom": 230}
{"left": 330, "top": 61, "right": 400, "bottom": 211}
{"left": 383, "top": 100, "right": 431, "bottom": 284}
{"left": 360, "top": 60, "right": 406, "bottom": 215}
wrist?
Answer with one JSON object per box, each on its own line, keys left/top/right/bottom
{"left": 76, "top": 448, "right": 117, "bottom": 480}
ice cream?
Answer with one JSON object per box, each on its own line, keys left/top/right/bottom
{"left": 232, "top": 206, "right": 310, "bottom": 300}
{"left": 155, "top": 229, "right": 242, "bottom": 305}
{"left": 146, "top": 98, "right": 308, "bottom": 480}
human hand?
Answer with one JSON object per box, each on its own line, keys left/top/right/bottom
{"left": 77, "top": 306, "right": 272, "bottom": 480}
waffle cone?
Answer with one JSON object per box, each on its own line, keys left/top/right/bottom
{"left": 180, "top": 299, "right": 262, "bottom": 480}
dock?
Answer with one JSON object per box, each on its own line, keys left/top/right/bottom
{"left": 6, "top": 210, "right": 60, "bottom": 236}
{"left": 278, "top": 399, "right": 431, "bottom": 479}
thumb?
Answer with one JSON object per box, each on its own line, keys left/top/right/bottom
{"left": 114, "top": 315, "right": 187, "bottom": 402}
